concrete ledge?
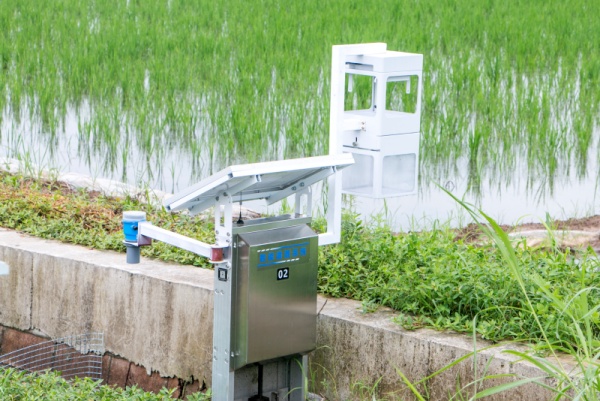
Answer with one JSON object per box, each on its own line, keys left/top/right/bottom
{"left": 312, "top": 300, "right": 560, "bottom": 400}
{"left": 0, "top": 229, "right": 567, "bottom": 400}
{"left": 0, "top": 228, "right": 214, "bottom": 382}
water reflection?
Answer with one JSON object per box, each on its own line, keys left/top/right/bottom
{"left": 1, "top": 95, "right": 599, "bottom": 230}
{"left": 2, "top": 108, "right": 599, "bottom": 232}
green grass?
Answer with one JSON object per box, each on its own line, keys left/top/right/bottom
{"left": 0, "top": 367, "right": 210, "bottom": 401}
{"left": 1, "top": 0, "right": 599, "bottom": 194}
{"left": 2, "top": 173, "right": 599, "bottom": 349}
{"left": 397, "top": 193, "right": 600, "bottom": 400}
{"left": 316, "top": 210, "right": 600, "bottom": 345}
{"left": 0, "top": 173, "right": 214, "bottom": 266}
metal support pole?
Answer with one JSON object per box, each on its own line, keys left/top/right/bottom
{"left": 248, "top": 364, "right": 269, "bottom": 401}
{"left": 212, "top": 196, "right": 235, "bottom": 401}
{"left": 125, "top": 243, "right": 141, "bottom": 264}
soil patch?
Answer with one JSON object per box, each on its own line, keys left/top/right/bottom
{"left": 455, "top": 215, "right": 600, "bottom": 253}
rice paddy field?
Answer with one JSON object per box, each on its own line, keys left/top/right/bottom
{"left": 1, "top": 0, "right": 599, "bottom": 227}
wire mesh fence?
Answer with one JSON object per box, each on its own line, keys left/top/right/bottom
{"left": 0, "top": 332, "right": 104, "bottom": 380}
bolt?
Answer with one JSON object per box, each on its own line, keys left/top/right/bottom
{"left": 300, "top": 182, "right": 305, "bottom": 187}
{"left": 292, "top": 186, "right": 297, "bottom": 191}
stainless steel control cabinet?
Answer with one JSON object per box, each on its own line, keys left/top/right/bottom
{"left": 231, "top": 219, "right": 318, "bottom": 370}
{"left": 129, "top": 154, "right": 356, "bottom": 401}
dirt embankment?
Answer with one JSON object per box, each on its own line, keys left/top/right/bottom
{"left": 456, "top": 215, "right": 600, "bottom": 253}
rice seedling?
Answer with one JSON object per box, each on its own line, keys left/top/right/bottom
{"left": 0, "top": 0, "right": 598, "bottom": 197}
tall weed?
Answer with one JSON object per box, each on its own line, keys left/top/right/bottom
{"left": 397, "top": 191, "right": 600, "bottom": 400}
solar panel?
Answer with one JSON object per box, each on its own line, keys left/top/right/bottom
{"left": 164, "top": 154, "right": 354, "bottom": 215}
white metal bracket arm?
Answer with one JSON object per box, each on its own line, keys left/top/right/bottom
{"left": 137, "top": 222, "right": 224, "bottom": 262}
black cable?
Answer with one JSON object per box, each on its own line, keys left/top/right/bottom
{"left": 237, "top": 192, "right": 244, "bottom": 225}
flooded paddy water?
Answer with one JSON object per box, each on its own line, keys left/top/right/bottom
{"left": 1, "top": 102, "right": 598, "bottom": 232}
{"left": 1, "top": 0, "right": 599, "bottom": 231}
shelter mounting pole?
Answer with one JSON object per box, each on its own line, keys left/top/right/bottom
{"left": 320, "top": 43, "right": 387, "bottom": 246}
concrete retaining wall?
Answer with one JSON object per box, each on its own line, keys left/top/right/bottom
{"left": 0, "top": 228, "right": 564, "bottom": 400}
{"left": 0, "top": 327, "right": 203, "bottom": 397}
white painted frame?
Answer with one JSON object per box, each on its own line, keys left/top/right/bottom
{"left": 321, "top": 43, "right": 387, "bottom": 246}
